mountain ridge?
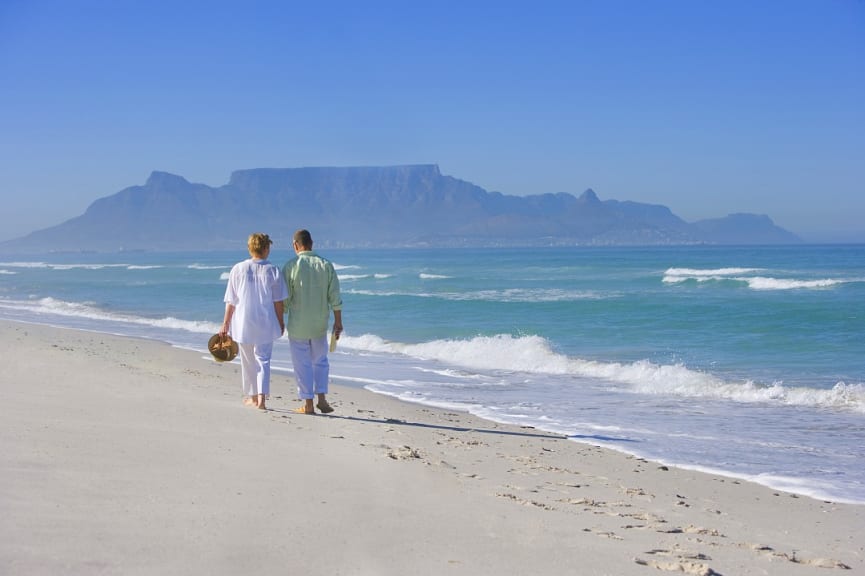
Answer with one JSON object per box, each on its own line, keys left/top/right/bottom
{"left": 1, "top": 164, "right": 801, "bottom": 252}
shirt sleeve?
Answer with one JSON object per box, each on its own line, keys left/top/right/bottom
{"left": 272, "top": 266, "right": 289, "bottom": 302}
{"left": 224, "top": 264, "right": 239, "bottom": 305}
{"left": 327, "top": 262, "right": 343, "bottom": 310}
{"left": 281, "top": 260, "right": 294, "bottom": 306}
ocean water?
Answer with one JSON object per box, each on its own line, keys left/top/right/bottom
{"left": 1, "top": 244, "right": 863, "bottom": 504}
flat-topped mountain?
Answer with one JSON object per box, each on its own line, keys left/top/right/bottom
{"left": 1, "top": 165, "right": 800, "bottom": 251}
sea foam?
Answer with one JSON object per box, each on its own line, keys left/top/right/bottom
{"left": 342, "top": 287, "right": 608, "bottom": 302}
{"left": 340, "top": 333, "right": 865, "bottom": 413}
{"left": 664, "top": 266, "right": 847, "bottom": 290}
{"left": 0, "top": 297, "right": 219, "bottom": 335}
{"left": 0, "top": 261, "right": 130, "bottom": 270}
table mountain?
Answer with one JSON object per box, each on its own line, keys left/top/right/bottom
{"left": 1, "top": 164, "right": 800, "bottom": 251}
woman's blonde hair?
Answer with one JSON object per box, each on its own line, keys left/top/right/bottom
{"left": 247, "top": 233, "right": 273, "bottom": 256}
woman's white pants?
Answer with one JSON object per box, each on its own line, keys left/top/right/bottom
{"left": 239, "top": 341, "right": 273, "bottom": 396}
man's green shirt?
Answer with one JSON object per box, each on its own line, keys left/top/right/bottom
{"left": 282, "top": 251, "right": 342, "bottom": 340}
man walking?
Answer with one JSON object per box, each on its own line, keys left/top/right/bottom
{"left": 283, "top": 229, "right": 343, "bottom": 414}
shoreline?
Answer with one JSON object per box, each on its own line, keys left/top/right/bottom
{"left": 1, "top": 319, "right": 862, "bottom": 575}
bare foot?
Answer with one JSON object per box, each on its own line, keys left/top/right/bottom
{"left": 293, "top": 404, "right": 314, "bottom": 414}
{"left": 255, "top": 394, "right": 267, "bottom": 410}
{"left": 242, "top": 397, "right": 256, "bottom": 407}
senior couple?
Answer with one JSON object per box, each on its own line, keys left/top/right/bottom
{"left": 219, "top": 229, "right": 343, "bottom": 414}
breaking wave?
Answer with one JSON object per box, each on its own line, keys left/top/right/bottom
{"left": 340, "top": 333, "right": 865, "bottom": 413}
{"left": 0, "top": 296, "right": 219, "bottom": 334}
{"left": 343, "top": 288, "right": 610, "bottom": 302}
{"left": 663, "top": 267, "right": 848, "bottom": 290}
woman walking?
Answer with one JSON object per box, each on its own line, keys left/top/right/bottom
{"left": 220, "top": 233, "right": 288, "bottom": 409}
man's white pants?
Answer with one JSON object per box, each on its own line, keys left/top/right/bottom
{"left": 289, "top": 336, "right": 329, "bottom": 399}
{"left": 239, "top": 341, "right": 274, "bottom": 397}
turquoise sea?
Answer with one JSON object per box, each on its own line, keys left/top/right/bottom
{"left": 1, "top": 244, "right": 863, "bottom": 503}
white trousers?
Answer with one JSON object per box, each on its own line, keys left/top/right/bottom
{"left": 239, "top": 341, "right": 274, "bottom": 397}
{"left": 289, "top": 336, "right": 329, "bottom": 399}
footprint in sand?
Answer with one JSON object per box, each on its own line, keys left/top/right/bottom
{"left": 741, "top": 544, "right": 851, "bottom": 570}
{"left": 495, "top": 492, "right": 554, "bottom": 510}
{"left": 386, "top": 445, "right": 422, "bottom": 460}
{"left": 634, "top": 550, "right": 719, "bottom": 575}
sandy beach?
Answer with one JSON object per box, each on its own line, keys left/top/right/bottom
{"left": 1, "top": 319, "right": 861, "bottom": 575}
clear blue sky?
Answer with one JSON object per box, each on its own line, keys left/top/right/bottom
{"left": 1, "top": 0, "right": 863, "bottom": 243}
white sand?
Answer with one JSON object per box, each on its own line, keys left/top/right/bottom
{"left": 1, "top": 320, "right": 862, "bottom": 575}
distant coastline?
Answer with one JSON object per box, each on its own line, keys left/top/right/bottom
{"left": 1, "top": 165, "right": 802, "bottom": 253}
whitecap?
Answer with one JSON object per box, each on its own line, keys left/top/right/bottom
{"left": 337, "top": 333, "right": 865, "bottom": 413}
{"left": 665, "top": 267, "right": 762, "bottom": 277}
{"left": 0, "top": 261, "right": 49, "bottom": 268}
{"left": 742, "top": 276, "right": 843, "bottom": 290}
{"left": 0, "top": 296, "right": 219, "bottom": 334}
